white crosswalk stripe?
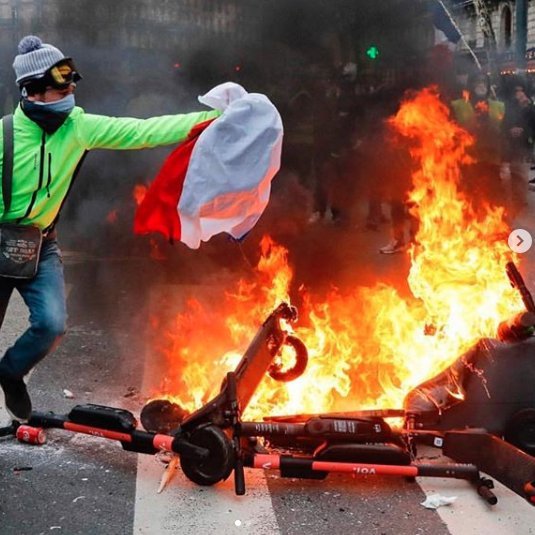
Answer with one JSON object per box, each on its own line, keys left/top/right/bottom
{"left": 418, "top": 469, "right": 535, "bottom": 534}
{"left": 134, "top": 462, "right": 279, "bottom": 535}
{"left": 133, "top": 284, "right": 280, "bottom": 534}
{"left": 416, "top": 443, "right": 535, "bottom": 534}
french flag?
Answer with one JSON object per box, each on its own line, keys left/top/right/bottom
{"left": 134, "top": 83, "right": 283, "bottom": 249}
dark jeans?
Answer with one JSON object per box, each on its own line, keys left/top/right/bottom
{"left": 0, "top": 239, "right": 67, "bottom": 379}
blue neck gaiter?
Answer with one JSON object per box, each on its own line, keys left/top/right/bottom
{"left": 22, "top": 94, "right": 75, "bottom": 134}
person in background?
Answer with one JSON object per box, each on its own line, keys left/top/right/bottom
{"left": 357, "top": 87, "right": 416, "bottom": 254}
{"left": 377, "top": 122, "right": 417, "bottom": 254}
{"left": 450, "top": 72, "right": 505, "bottom": 210}
{"left": 502, "top": 77, "right": 535, "bottom": 213}
{"left": 309, "top": 69, "right": 340, "bottom": 223}
{"left": 312, "top": 66, "right": 359, "bottom": 226}
{"left": 0, "top": 35, "right": 220, "bottom": 420}
{"left": 280, "top": 76, "right": 316, "bottom": 201}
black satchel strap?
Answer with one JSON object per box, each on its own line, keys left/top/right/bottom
{"left": 2, "top": 114, "right": 14, "bottom": 217}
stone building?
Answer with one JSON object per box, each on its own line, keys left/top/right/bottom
{"left": 0, "top": 0, "right": 447, "bottom": 117}
{"left": 0, "top": 0, "right": 272, "bottom": 112}
{"left": 453, "top": 0, "right": 535, "bottom": 73}
{"left": 0, "top": 1, "right": 433, "bottom": 84}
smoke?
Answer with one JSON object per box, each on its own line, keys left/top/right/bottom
{"left": 44, "top": 2, "right": 339, "bottom": 260}
{"left": 8, "top": 0, "right": 440, "bottom": 293}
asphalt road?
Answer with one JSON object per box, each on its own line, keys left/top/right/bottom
{"left": 1, "top": 190, "right": 535, "bottom": 534}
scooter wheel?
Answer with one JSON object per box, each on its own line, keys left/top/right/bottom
{"left": 268, "top": 335, "right": 308, "bottom": 382}
{"left": 180, "top": 424, "right": 235, "bottom": 486}
{"left": 504, "top": 408, "right": 535, "bottom": 456}
{"left": 140, "top": 399, "right": 189, "bottom": 434}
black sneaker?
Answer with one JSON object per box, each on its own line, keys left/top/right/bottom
{"left": 0, "top": 375, "right": 32, "bottom": 420}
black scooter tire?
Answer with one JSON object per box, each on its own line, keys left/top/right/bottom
{"left": 180, "top": 424, "right": 235, "bottom": 486}
{"left": 268, "top": 335, "right": 308, "bottom": 382}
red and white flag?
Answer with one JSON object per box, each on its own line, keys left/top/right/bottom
{"left": 134, "top": 82, "right": 283, "bottom": 249}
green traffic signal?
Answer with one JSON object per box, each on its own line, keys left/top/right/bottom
{"left": 366, "top": 45, "right": 379, "bottom": 60}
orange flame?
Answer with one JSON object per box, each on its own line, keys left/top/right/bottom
{"left": 475, "top": 100, "right": 489, "bottom": 114}
{"left": 154, "top": 88, "right": 522, "bottom": 419}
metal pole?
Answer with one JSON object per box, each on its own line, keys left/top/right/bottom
{"left": 473, "top": 0, "right": 497, "bottom": 76}
{"left": 434, "top": 0, "right": 483, "bottom": 70}
{"left": 516, "top": 0, "right": 528, "bottom": 72}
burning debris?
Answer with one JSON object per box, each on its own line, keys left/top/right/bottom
{"left": 3, "top": 298, "right": 534, "bottom": 506}
{"left": 151, "top": 88, "right": 523, "bottom": 420}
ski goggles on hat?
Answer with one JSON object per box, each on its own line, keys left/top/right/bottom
{"left": 21, "top": 58, "right": 81, "bottom": 94}
{"left": 47, "top": 59, "right": 81, "bottom": 88}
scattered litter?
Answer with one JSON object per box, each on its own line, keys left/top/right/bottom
{"left": 157, "top": 456, "right": 179, "bottom": 494}
{"left": 63, "top": 389, "right": 74, "bottom": 399}
{"left": 72, "top": 496, "right": 85, "bottom": 503}
{"left": 235, "top": 520, "right": 242, "bottom": 527}
{"left": 124, "top": 387, "right": 138, "bottom": 398}
{"left": 13, "top": 466, "right": 32, "bottom": 472}
{"left": 421, "top": 493, "right": 457, "bottom": 509}
{"left": 50, "top": 527, "right": 61, "bottom": 531}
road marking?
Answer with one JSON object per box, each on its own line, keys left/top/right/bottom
{"left": 134, "top": 460, "right": 279, "bottom": 535}
{"left": 133, "top": 284, "right": 280, "bottom": 535}
{"left": 417, "top": 448, "right": 535, "bottom": 534}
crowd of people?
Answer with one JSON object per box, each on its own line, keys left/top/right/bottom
{"left": 278, "top": 59, "right": 535, "bottom": 255}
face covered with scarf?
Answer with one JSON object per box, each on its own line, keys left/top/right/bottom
{"left": 21, "top": 59, "right": 81, "bottom": 134}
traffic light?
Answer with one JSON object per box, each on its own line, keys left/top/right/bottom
{"left": 366, "top": 45, "right": 379, "bottom": 60}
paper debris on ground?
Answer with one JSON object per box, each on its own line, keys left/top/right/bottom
{"left": 421, "top": 493, "right": 457, "bottom": 509}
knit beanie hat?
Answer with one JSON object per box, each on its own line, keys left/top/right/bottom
{"left": 13, "top": 35, "right": 66, "bottom": 85}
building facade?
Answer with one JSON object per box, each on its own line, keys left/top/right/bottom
{"left": 454, "top": 0, "right": 535, "bottom": 73}
{"left": 0, "top": 0, "right": 436, "bottom": 111}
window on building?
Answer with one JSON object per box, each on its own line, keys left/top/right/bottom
{"left": 501, "top": 5, "right": 512, "bottom": 50}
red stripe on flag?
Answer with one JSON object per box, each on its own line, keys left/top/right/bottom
{"left": 133, "top": 119, "right": 215, "bottom": 241}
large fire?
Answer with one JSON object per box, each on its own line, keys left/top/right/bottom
{"left": 153, "top": 88, "right": 523, "bottom": 419}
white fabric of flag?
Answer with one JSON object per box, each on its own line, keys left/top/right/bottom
{"left": 178, "top": 82, "right": 283, "bottom": 249}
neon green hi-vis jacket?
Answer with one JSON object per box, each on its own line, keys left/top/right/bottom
{"left": 0, "top": 104, "right": 220, "bottom": 230}
{"left": 450, "top": 97, "right": 505, "bottom": 164}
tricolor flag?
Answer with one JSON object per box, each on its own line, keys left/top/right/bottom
{"left": 134, "top": 82, "right": 283, "bottom": 249}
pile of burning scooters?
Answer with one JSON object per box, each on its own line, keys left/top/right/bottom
{"left": 1, "top": 262, "right": 534, "bottom": 506}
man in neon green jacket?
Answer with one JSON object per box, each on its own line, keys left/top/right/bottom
{"left": 0, "top": 36, "right": 219, "bottom": 420}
